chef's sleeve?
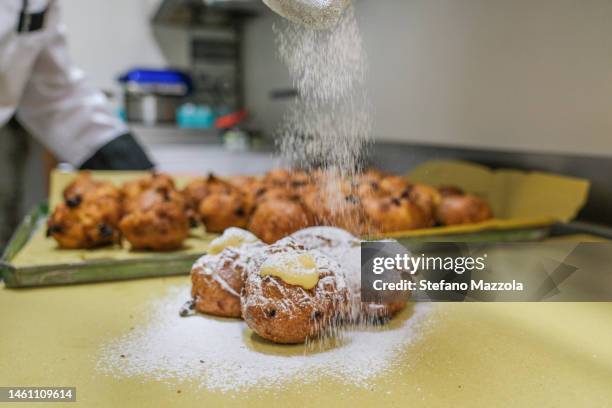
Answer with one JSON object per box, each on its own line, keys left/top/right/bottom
{"left": 15, "top": 2, "right": 154, "bottom": 170}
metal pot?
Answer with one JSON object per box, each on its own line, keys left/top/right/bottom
{"left": 119, "top": 69, "right": 192, "bottom": 125}
{"left": 124, "top": 92, "right": 182, "bottom": 125}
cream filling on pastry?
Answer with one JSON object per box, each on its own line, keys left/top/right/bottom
{"left": 208, "top": 228, "right": 260, "bottom": 255}
{"left": 259, "top": 251, "right": 319, "bottom": 290}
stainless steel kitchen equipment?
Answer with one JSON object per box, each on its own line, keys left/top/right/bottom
{"left": 119, "top": 69, "right": 192, "bottom": 125}
{"left": 124, "top": 93, "right": 182, "bottom": 125}
{"left": 262, "top": 0, "right": 350, "bottom": 29}
{"left": 152, "top": 0, "right": 264, "bottom": 112}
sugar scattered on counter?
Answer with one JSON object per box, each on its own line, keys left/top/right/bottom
{"left": 96, "top": 285, "right": 433, "bottom": 393}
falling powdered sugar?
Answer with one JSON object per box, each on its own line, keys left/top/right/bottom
{"left": 275, "top": 4, "right": 366, "bottom": 104}
{"left": 275, "top": 5, "right": 371, "bottom": 176}
{"left": 96, "top": 285, "right": 433, "bottom": 393}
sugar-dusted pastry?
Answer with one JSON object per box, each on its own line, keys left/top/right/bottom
{"left": 241, "top": 239, "right": 349, "bottom": 344}
{"left": 290, "top": 226, "right": 358, "bottom": 258}
{"left": 190, "top": 228, "right": 264, "bottom": 318}
{"left": 291, "top": 227, "right": 408, "bottom": 322}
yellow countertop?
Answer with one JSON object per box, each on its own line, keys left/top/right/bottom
{"left": 1, "top": 275, "right": 611, "bottom": 407}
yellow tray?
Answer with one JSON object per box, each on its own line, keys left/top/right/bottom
{"left": 1, "top": 162, "right": 589, "bottom": 287}
{"left": 399, "top": 159, "right": 589, "bottom": 237}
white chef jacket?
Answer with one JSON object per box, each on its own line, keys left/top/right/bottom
{"left": 0, "top": 0, "right": 128, "bottom": 166}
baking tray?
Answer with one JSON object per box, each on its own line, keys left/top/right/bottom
{"left": 0, "top": 162, "right": 588, "bottom": 288}
{"left": 0, "top": 203, "right": 552, "bottom": 288}
{"left": 0, "top": 204, "right": 215, "bottom": 288}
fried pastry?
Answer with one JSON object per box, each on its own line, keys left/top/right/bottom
{"left": 130, "top": 185, "right": 187, "bottom": 213}
{"left": 241, "top": 239, "right": 349, "bottom": 344}
{"left": 254, "top": 186, "right": 297, "bottom": 204}
{"left": 199, "top": 191, "right": 252, "bottom": 233}
{"left": 63, "top": 172, "right": 121, "bottom": 208}
{"left": 291, "top": 227, "right": 408, "bottom": 322}
{"left": 191, "top": 229, "right": 263, "bottom": 318}
{"left": 436, "top": 194, "right": 493, "bottom": 226}
{"left": 48, "top": 173, "right": 122, "bottom": 249}
{"left": 121, "top": 173, "right": 176, "bottom": 213}
{"left": 227, "top": 175, "right": 266, "bottom": 210}
{"left": 300, "top": 189, "right": 365, "bottom": 235}
{"left": 355, "top": 169, "right": 389, "bottom": 200}
{"left": 263, "top": 168, "right": 309, "bottom": 188}
{"left": 63, "top": 172, "right": 100, "bottom": 202}
{"left": 182, "top": 174, "right": 234, "bottom": 210}
{"left": 362, "top": 196, "right": 429, "bottom": 233}
{"left": 356, "top": 178, "right": 386, "bottom": 200}
{"left": 191, "top": 249, "right": 248, "bottom": 318}
{"left": 403, "top": 184, "right": 441, "bottom": 227}
{"left": 119, "top": 202, "right": 190, "bottom": 251}
{"left": 47, "top": 201, "right": 120, "bottom": 249}
{"left": 248, "top": 199, "right": 313, "bottom": 244}
{"left": 263, "top": 168, "right": 293, "bottom": 186}
{"left": 119, "top": 184, "right": 190, "bottom": 251}
{"left": 438, "top": 185, "right": 464, "bottom": 197}
{"left": 191, "top": 237, "right": 263, "bottom": 318}
{"left": 378, "top": 175, "right": 411, "bottom": 195}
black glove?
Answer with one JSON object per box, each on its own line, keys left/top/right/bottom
{"left": 79, "top": 133, "right": 154, "bottom": 170}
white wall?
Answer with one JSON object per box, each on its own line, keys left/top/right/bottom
{"left": 59, "top": 0, "right": 167, "bottom": 96}
{"left": 243, "top": 0, "right": 612, "bottom": 157}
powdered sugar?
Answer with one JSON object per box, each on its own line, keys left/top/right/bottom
{"left": 276, "top": 5, "right": 371, "bottom": 177}
{"left": 241, "top": 241, "right": 348, "bottom": 321}
{"left": 96, "top": 285, "right": 433, "bottom": 392}
{"left": 192, "top": 244, "right": 259, "bottom": 279}
{"left": 291, "top": 226, "right": 359, "bottom": 255}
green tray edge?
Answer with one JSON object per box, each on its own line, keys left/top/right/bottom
{"left": 396, "top": 227, "right": 550, "bottom": 245}
{"left": 0, "top": 204, "right": 204, "bottom": 288}
{"left": 2, "top": 255, "right": 201, "bottom": 288}
{"left": 1, "top": 203, "right": 48, "bottom": 263}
